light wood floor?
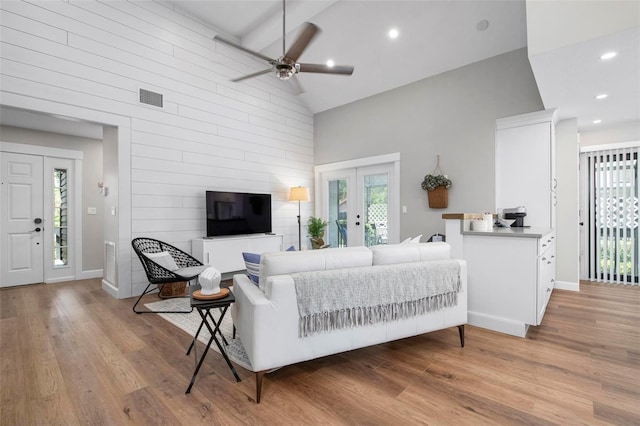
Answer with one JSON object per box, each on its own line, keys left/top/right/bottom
{"left": 1, "top": 279, "right": 638, "bottom": 425}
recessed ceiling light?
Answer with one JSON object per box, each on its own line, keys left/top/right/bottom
{"left": 326, "top": 59, "right": 335, "bottom": 68}
{"left": 477, "top": 20, "right": 489, "bottom": 31}
{"left": 388, "top": 28, "right": 399, "bottom": 39}
{"left": 593, "top": 119, "right": 602, "bottom": 124}
{"left": 600, "top": 51, "right": 617, "bottom": 60}
{"left": 595, "top": 94, "right": 608, "bottom": 100}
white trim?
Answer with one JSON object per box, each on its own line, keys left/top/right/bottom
{"left": 79, "top": 269, "right": 103, "bottom": 280}
{"left": 554, "top": 280, "right": 580, "bottom": 291}
{"left": 102, "top": 279, "right": 118, "bottom": 298}
{"left": 468, "top": 311, "right": 529, "bottom": 338}
{"left": 315, "top": 153, "right": 401, "bottom": 173}
{"left": 0, "top": 141, "right": 83, "bottom": 159}
{"left": 496, "top": 108, "right": 558, "bottom": 130}
{"left": 579, "top": 140, "right": 640, "bottom": 153}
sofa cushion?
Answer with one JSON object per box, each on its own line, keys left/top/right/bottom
{"left": 259, "top": 246, "right": 373, "bottom": 291}
{"left": 417, "top": 242, "right": 450, "bottom": 260}
{"left": 370, "top": 242, "right": 450, "bottom": 265}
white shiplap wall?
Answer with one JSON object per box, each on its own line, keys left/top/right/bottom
{"left": 0, "top": 0, "right": 314, "bottom": 297}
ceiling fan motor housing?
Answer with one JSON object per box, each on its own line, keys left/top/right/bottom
{"left": 276, "top": 61, "right": 299, "bottom": 80}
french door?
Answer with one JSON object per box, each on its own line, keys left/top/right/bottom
{"left": 316, "top": 155, "right": 399, "bottom": 248}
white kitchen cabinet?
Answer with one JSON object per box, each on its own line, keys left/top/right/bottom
{"left": 192, "top": 234, "right": 283, "bottom": 274}
{"left": 495, "top": 109, "right": 557, "bottom": 228}
{"left": 462, "top": 228, "right": 556, "bottom": 337}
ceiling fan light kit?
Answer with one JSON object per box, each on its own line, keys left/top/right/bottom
{"left": 214, "top": 0, "right": 354, "bottom": 84}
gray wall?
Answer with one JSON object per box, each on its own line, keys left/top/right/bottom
{"left": 0, "top": 125, "right": 104, "bottom": 271}
{"left": 315, "top": 48, "right": 544, "bottom": 239}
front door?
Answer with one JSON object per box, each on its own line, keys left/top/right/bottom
{"left": 1, "top": 152, "right": 44, "bottom": 287}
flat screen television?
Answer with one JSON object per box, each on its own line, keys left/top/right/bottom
{"left": 205, "top": 191, "right": 272, "bottom": 237}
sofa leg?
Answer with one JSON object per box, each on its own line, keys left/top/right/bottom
{"left": 255, "top": 371, "right": 267, "bottom": 403}
{"left": 457, "top": 325, "right": 465, "bottom": 347}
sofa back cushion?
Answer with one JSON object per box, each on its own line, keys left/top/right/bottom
{"left": 370, "top": 242, "right": 451, "bottom": 265}
{"left": 259, "top": 246, "right": 373, "bottom": 291}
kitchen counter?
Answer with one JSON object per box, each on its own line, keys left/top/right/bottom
{"left": 463, "top": 226, "right": 553, "bottom": 238}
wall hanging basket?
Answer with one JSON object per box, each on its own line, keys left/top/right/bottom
{"left": 428, "top": 186, "right": 448, "bottom": 209}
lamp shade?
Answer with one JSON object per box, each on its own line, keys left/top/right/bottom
{"left": 288, "top": 186, "right": 310, "bottom": 202}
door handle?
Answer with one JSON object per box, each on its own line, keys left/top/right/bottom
{"left": 32, "top": 227, "right": 41, "bottom": 232}
{"left": 355, "top": 221, "right": 360, "bottom": 226}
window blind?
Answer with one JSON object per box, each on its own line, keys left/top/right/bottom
{"left": 585, "top": 146, "right": 639, "bottom": 285}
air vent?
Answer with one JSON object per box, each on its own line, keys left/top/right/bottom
{"left": 139, "top": 88, "right": 163, "bottom": 108}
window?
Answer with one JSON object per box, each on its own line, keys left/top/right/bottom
{"left": 53, "top": 168, "right": 68, "bottom": 267}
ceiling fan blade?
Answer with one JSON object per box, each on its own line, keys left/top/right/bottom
{"left": 231, "top": 68, "right": 273, "bottom": 82}
{"left": 289, "top": 77, "right": 305, "bottom": 95}
{"left": 214, "top": 35, "right": 274, "bottom": 63}
{"left": 284, "top": 22, "right": 320, "bottom": 62}
{"left": 298, "top": 63, "right": 354, "bottom": 75}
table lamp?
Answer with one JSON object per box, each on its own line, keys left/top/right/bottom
{"left": 288, "top": 186, "right": 310, "bottom": 250}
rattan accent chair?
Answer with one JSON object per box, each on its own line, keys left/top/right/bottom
{"left": 131, "top": 237, "right": 208, "bottom": 314}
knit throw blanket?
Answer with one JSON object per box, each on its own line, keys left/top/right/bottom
{"left": 292, "top": 260, "right": 461, "bottom": 337}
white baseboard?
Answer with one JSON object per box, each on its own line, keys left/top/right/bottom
{"left": 555, "top": 280, "right": 580, "bottom": 291}
{"left": 468, "top": 311, "right": 529, "bottom": 338}
{"left": 79, "top": 269, "right": 103, "bottom": 280}
{"left": 102, "top": 279, "right": 118, "bottom": 298}
{"left": 45, "top": 276, "right": 75, "bottom": 284}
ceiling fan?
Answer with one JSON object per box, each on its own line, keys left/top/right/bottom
{"left": 213, "top": 0, "right": 354, "bottom": 83}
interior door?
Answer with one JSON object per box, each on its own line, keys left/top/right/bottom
{"left": 1, "top": 152, "right": 44, "bottom": 287}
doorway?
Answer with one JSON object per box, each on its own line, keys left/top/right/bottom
{"left": 580, "top": 143, "right": 639, "bottom": 284}
{"left": 0, "top": 145, "right": 81, "bottom": 287}
{"left": 316, "top": 154, "right": 400, "bottom": 248}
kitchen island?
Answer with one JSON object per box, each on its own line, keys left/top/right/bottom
{"left": 444, "top": 214, "right": 555, "bottom": 337}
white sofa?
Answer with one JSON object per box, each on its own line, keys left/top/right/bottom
{"left": 231, "top": 242, "right": 467, "bottom": 402}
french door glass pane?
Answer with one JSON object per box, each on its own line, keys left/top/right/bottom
{"left": 363, "top": 173, "right": 388, "bottom": 247}
{"left": 328, "top": 179, "right": 347, "bottom": 248}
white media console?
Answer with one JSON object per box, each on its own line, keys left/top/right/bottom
{"left": 192, "top": 234, "right": 284, "bottom": 274}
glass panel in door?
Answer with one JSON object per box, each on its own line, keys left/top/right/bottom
{"left": 362, "top": 173, "right": 388, "bottom": 246}
{"left": 328, "top": 178, "right": 348, "bottom": 248}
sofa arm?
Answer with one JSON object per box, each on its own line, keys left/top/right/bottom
{"left": 231, "top": 273, "right": 302, "bottom": 372}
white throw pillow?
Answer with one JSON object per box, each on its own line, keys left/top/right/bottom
{"left": 144, "top": 251, "right": 178, "bottom": 271}
{"left": 411, "top": 235, "right": 423, "bottom": 243}
{"left": 400, "top": 237, "right": 412, "bottom": 244}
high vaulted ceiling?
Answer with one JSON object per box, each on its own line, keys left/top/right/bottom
{"left": 168, "top": 0, "right": 639, "bottom": 132}
{"left": 172, "top": 0, "right": 529, "bottom": 114}
{"left": 1, "top": 1, "right": 637, "bottom": 135}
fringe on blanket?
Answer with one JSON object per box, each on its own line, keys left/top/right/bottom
{"left": 299, "top": 277, "right": 461, "bottom": 337}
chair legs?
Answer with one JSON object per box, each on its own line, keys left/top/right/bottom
{"left": 132, "top": 282, "right": 193, "bottom": 314}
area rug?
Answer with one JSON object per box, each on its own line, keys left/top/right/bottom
{"left": 145, "top": 297, "right": 253, "bottom": 371}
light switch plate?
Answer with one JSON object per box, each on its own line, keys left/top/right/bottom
{"left": 87, "top": 207, "right": 97, "bottom": 215}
